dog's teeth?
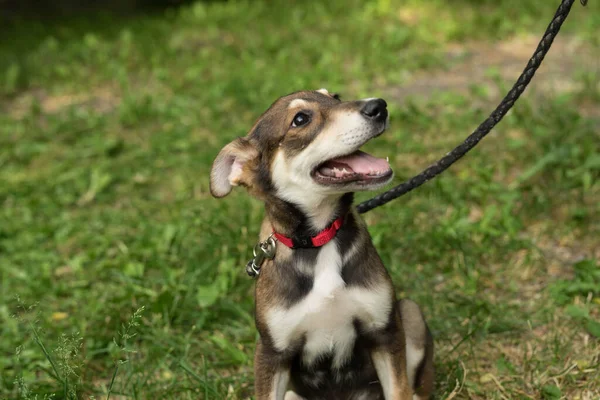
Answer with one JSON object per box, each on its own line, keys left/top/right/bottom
{"left": 386, "top": 156, "right": 389, "bottom": 162}
{"left": 319, "top": 166, "right": 335, "bottom": 177}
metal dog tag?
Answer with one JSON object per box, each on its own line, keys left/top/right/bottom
{"left": 246, "top": 236, "right": 276, "bottom": 278}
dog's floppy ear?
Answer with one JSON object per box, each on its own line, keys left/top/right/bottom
{"left": 210, "top": 137, "right": 258, "bottom": 198}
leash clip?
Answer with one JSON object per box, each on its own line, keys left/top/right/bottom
{"left": 245, "top": 234, "right": 276, "bottom": 278}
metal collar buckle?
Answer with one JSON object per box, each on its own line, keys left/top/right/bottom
{"left": 245, "top": 234, "right": 277, "bottom": 278}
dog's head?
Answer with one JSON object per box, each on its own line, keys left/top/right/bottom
{"left": 210, "top": 89, "right": 393, "bottom": 210}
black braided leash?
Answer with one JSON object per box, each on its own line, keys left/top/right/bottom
{"left": 357, "top": 0, "right": 588, "bottom": 214}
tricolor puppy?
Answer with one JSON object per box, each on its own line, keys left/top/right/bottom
{"left": 210, "top": 89, "right": 434, "bottom": 400}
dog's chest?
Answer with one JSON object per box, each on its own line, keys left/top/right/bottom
{"left": 266, "top": 242, "right": 391, "bottom": 367}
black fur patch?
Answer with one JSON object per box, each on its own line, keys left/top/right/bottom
{"left": 289, "top": 338, "right": 384, "bottom": 400}
{"left": 274, "top": 261, "right": 314, "bottom": 307}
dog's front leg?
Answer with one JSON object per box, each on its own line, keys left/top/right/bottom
{"left": 371, "top": 347, "right": 412, "bottom": 400}
{"left": 254, "top": 340, "right": 291, "bottom": 400}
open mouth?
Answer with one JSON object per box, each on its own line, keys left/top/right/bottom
{"left": 312, "top": 150, "right": 392, "bottom": 186}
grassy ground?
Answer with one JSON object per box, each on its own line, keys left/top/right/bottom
{"left": 1, "top": 0, "right": 599, "bottom": 398}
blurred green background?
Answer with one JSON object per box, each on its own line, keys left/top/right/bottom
{"left": 1, "top": 0, "right": 599, "bottom": 398}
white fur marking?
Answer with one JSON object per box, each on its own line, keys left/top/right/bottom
{"left": 371, "top": 351, "right": 395, "bottom": 398}
{"left": 266, "top": 242, "right": 392, "bottom": 368}
{"left": 284, "top": 391, "right": 305, "bottom": 400}
{"left": 271, "top": 151, "right": 340, "bottom": 230}
{"left": 271, "top": 370, "right": 290, "bottom": 400}
{"left": 317, "top": 88, "right": 330, "bottom": 95}
{"left": 406, "top": 343, "right": 425, "bottom": 389}
{"left": 288, "top": 99, "right": 309, "bottom": 109}
{"left": 342, "top": 231, "right": 364, "bottom": 265}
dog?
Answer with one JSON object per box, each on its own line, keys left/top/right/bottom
{"left": 210, "top": 89, "right": 434, "bottom": 400}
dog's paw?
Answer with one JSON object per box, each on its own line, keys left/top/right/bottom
{"left": 284, "top": 391, "right": 305, "bottom": 400}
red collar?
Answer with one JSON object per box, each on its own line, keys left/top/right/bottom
{"left": 273, "top": 215, "right": 345, "bottom": 249}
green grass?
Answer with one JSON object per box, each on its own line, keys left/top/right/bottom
{"left": 1, "top": 0, "right": 599, "bottom": 398}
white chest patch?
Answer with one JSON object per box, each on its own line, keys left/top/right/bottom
{"left": 266, "top": 242, "right": 392, "bottom": 368}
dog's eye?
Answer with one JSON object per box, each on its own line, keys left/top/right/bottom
{"left": 291, "top": 112, "right": 310, "bottom": 128}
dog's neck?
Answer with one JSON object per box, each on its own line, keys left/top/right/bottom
{"left": 265, "top": 193, "right": 354, "bottom": 238}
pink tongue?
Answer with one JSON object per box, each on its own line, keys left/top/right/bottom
{"left": 328, "top": 151, "right": 389, "bottom": 174}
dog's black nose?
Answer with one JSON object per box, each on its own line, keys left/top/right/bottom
{"left": 361, "top": 98, "right": 388, "bottom": 122}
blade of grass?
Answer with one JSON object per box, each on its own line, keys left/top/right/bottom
{"left": 106, "top": 362, "right": 121, "bottom": 400}
{"left": 179, "top": 359, "right": 220, "bottom": 398}
{"left": 30, "top": 325, "right": 64, "bottom": 386}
